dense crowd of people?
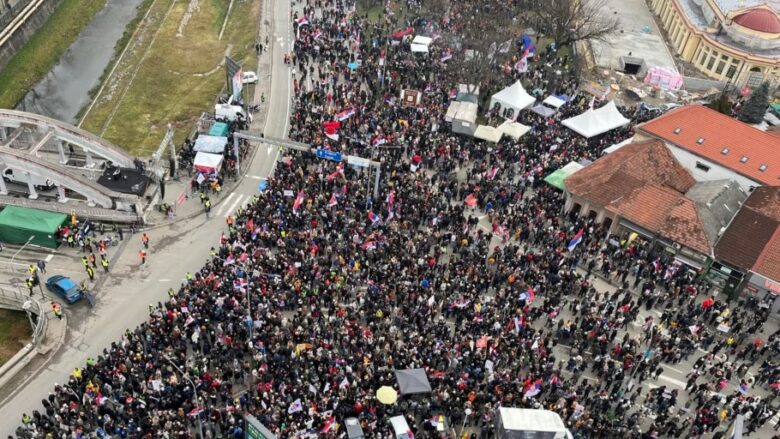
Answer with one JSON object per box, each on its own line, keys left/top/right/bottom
{"left": 13, "top": 0, "right": 780, "bottom": 438}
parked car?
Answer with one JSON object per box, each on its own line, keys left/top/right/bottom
{"left": 45, "top": 275, "right": 84, "bottom": 304}
{"left": 242, "top": 71, "right": 258, "bottom": 84}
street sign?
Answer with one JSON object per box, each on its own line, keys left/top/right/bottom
{"left": 315, "top": 148, "right": 342, "bottom": 162}
{"left": 245, "top": 414, "right": 277, "bottom": 439}
{"left": 346, "top": 155, "right": 370, "bottom": 168}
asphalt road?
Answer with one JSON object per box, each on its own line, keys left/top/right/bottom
{"left": 0, "top": 0, "right": 291, "bottom": 433}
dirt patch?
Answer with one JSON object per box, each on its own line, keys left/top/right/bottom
{"left": 0, "top": 309, "right": 33, "bottom": 366}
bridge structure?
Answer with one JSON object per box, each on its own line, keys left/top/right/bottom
{"left": 0, "top": 109, "right": 143, "bottom": 222}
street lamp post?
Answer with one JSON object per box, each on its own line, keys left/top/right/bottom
{"left": 11, "top": 235, "right": 35, "bottom": 273}
{"left": 164, "top": 355, "right": 204, "bottom": 439}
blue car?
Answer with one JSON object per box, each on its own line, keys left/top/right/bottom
{"left": 45, "top": 275, "right": 84, "bottom": 304}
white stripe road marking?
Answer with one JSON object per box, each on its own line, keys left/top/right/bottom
{"left": 215, "top": 193, "right": 236, "bottom": 217}
{"left": 658, "top": 375, "right": 688, "bottom": 388}
{"left": 246, "top": 175, "right": 263, "bottom": 180}
{"left": 224, "top": 194, "right": 247, "bottom": 217}
{"left": 45, "top": 254, "right": 53, "bottom": 262}
{"left": 158, "top": 279, "right": 171, "bottom": 282}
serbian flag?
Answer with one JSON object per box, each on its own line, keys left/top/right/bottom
{"left": 486, "top": 166, "right": 499, "bottom": 180}
{"left": 293, "top": 191, "right": 305, "bottom": 214}
{"left": 368, "top": 211, "right": 381, "bottom": 224}
{"left": 567, "top": 228, "right": 584, "bottom": 251}
{"left": 326, "top": 163, "right": 345, "bottom": 181}
{"left": 312, "top": 28, "right": 323, "bottom": 40}
{"left": 335, "top": 108, "right": 355, "bottom": 121}
{"left": 519, "top": 288, "right": 535, "bottom": 303}
{"left": 361, "top": 240, "right": 376, "bottom": 251}
{"left": 385, "top": 191, "right": 395, "bottom": 207}
{"left": 371, "top": 135, "right": 387, "bottom": 147}
{"left": 321, "top": 417, "right": 336, "bottom": 433}
{"left": 323, "top": 121, "right": 340, "bottom": 141}
{"left": 464, "top": 193, "right": 478, "bottom": 207}
{"left": 328, "top": 194, "right": 337, "bottom": 207}
{"left": 514, "top": 56, "right": 528, "bottom": 73}
{"left": 440, "top": 49, "right": 453, "bottom": 63}
{"left": 295, "top": 15, "right": 309, "bottom": 26}
{"left": 188, "top": 406, "right": 205, "bottom": 417}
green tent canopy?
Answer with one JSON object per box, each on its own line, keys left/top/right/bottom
{"left": 209, "top": 122, "right": 229, "bottom": 137}
{"left": 0, "top": 206, "right": 67, "bottom": 248}
{"left": 543, "top": 161, "right": 585, "bottom": 190}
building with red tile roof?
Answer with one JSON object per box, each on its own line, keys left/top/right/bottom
{"left": 564, "top": 140, "right": 746, "bottom": 267}
{"left": 636, "top": 105, "right": 780, "bottom": 191}
{"left": 712, "top": 186, "right": 780, "bottom": 304}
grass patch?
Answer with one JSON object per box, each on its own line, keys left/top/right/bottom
{"left": 81, "top": 0, "right": 260, "bottom": 156}
{"left": 0, "top": 309, "right": 32, "bottom": 366}
{"left": 0, "top": 0, "right": 109, "bottom": 109}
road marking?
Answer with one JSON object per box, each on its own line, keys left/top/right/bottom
{"left": 224, "top": 194, "right": 247, "bottom": 217}
{"left": 246, "top": 175, "right": 262, "bottom": 180}
{"left": 215, "top": 193, "right": 236, "bottom": 216}
{"left": 657, "top": 375, "right": 687, "bottom": 388}
{"left": 158, "top": 279, "right": 171, "bottom": 282}
{"left": 45, "top": 255, "right": 53, "bottom": 262}
{"left": 664, "top": 365, "right": 687, "bottom": 375}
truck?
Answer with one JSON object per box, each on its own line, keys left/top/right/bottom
{"left": 495, "top": 408, "right": 573, "bottom": 439}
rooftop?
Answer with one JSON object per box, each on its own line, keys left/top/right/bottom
{"left": 714, "top": 0, "right": 780, "bottom": 14}
{"left": 638, "top": 105, "right": 780, "bottom": 186}
{"left": 685, "top": 179, "right": 748, "bottom": 244}
{"left": 714, "top": 186, "right": 780, "bottom": 278}
{"left": 733, "top": 8, "right": 780, "bottom": 33}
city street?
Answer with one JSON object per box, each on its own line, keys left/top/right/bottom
{"left": 0, "top": 0, "right": 291, "bottom": 433}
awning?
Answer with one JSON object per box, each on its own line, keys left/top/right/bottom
{"left": 193, "top": 151, "right": 224, "bottom": 172}
{"left": 193, "top": 135, "right": 228, "bottom": 153}
{"left": 543, "top": 95, "right": 566, "bottom": 108}
{"left": 497, "top": 120, "right": 530, "bottom": 140}
{"left": 530, "top": 104, "right": 555, "bottom": 118}
{"left": 544, "top": 161, "right": 584, "bottom": 190}
{"left": 561, "top": 101, "right": 630, "bottom": 138}
{"left": 473, "top": 125, "right": 503, "bottom": 143}
{"left": 395, "top": 368, "right": 432, "bottom": 394}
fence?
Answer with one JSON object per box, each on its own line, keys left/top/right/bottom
{"left": 0, "top": 285, "right": 46, "bottom": 347}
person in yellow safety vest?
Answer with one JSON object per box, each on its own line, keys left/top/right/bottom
{"left": 101, "top": 257, "right": 109, "bottom": 273}
{"left": 209, "top": 247, "right": 217, "bottom": 257}
{"left": 87, "top": 266, "right": 95, "bottom": 281}
{"left": 186, "top": 272, "right": 193, "bottom": 282}
{"left": 167, "top": 288, "right": 177, "bottom": 298}
{"left": 21, "top": 413, "right": 31, "bottom": 426}
{"left": 26, "top": 278, "right": 34, "bottom": 296}
{"left": 28, "top": 264, "right": 37, "bottom": 275}
{"left": 82, "top": 256, "right": 89, "bottom": 268}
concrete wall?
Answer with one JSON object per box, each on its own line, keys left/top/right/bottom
{"left": 0, "top": 0, "right": 65, "bottom": 72}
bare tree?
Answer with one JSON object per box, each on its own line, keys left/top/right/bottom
{"left": 530, "top": 0, "right": 618, "bottom": 47}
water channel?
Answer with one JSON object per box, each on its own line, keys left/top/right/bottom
{"left": 16, "top": 0, "right": 144, "bottom": 124}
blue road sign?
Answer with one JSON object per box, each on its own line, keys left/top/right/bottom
{"left": 315, "top": 148, "right": 342, "bottom": 162}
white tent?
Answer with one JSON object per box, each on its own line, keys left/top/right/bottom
{"left": 562, "top": 101, "right": 630, "bottom": 138}
{"left": 193, "top": 151, "right": 223, "bottom": 172}
{"left": 497, "top": 120, "right": 531, "bottom": 140}
{"left": 530, "top": 105, "right": 556, "bottom": 118}
{"left": 410, "top": 43, "right": 429, "bottom": 53}
{"left": 193, "top": 135, "right": 228, "bottom": 153}
{"left": 489, "top": 81, "right": 535, "bottom": 120}
{"left": 542, "top": 95, "right": 567, "bottom": 108}
{"left": 445, "top": 101, "right": 478, "bottom": 123}
{"left": 474, "top": 125, "right": 503, "bottom": 143}
{"left": 412, "top": 35, "right": 433, "bottom": 46}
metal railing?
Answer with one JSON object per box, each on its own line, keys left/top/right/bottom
{"left": 0, "top": 0, "right": 35, "bottom": 32}
{"left": 0, "top": 286, "right": 46, "bottom": 346}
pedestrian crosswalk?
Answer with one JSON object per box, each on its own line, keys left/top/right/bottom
{"left": 215, "top": 192, "right": 250, "bottom": 218}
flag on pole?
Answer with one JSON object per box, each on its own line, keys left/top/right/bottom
{"left": 464, "top": 193, "right": 478, "bottom": 207}
{"left": 360, "top": 240, "right": 376, "bottom": 251}
{"left": 440, "top": 49, "right": 453, "bottom": 63}
{"left": 312, "top": 29, "right": 323, "bottom": 40}
{"left": 323, "top": 121, "right": 341, "bottom": 141}
{"left": 335, "top": 108, "right": 355, "bottom": 121}
{"left": 371, "top": 135, "right": 387, "bottom": 147}
{"left": 295, "top": 16, "right": 309, "bottom": 26}
{"left": 567, "top": 228, "right": 584, "bottom": 251}
{"left": 321, "top": 416, "right": 336, "bottom": 433}
{"left": 514, "top": 56, "right": 528, "bottom": 73}
{"left": 486, "top": 166, "right": 499, "bottom": 180}
{"left": 293, "top": 191, "right": 305, "bottom": 214}
{"left": 368, "top": 211, "right": 381, "bottom": 224}
{"left": 287, "top": 398, "right": 303, "bottom": 414}
{"left": 326, "top": 163, "right": 345, "bottom": 181}
{"left": 328, "top": 194, "right": 337, "bottom": 207}
{"left": 519, "top": 288, "right": 535, "bottom": 303}
{"left": 385, "top": 191, "right": 395, "bottom": 207}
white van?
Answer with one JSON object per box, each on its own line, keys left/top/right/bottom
{"left": 214, "top": 104, "right": 252, "bottom": 123}
{"left": 2, "top": 168, "right": 54, "bottom": 190}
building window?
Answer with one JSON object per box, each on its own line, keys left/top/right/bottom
{"left": 716, "top": 60, "right": 726, "bottom": 75}
{"left": 699, "top": 50, "right": 707, "bottom": 65}
{"left": 695, "top": 161, "right": 711, "bottom": 172}
{"left": 727, "top": 65, "right": 737, "bottom": 79}
{"left": 707, "top": 56, "right": 716, "bottom": 71}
